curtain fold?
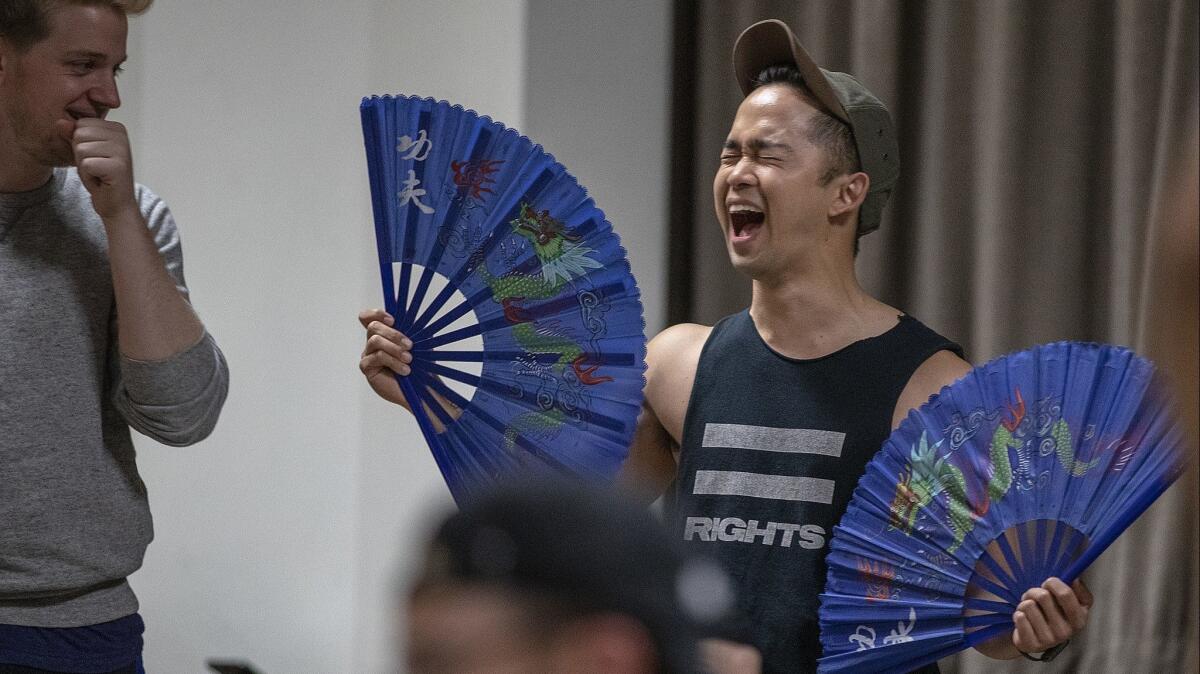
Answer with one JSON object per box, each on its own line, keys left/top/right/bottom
{"left": 671, "top": 1, "right": 1198, "bottom": 670}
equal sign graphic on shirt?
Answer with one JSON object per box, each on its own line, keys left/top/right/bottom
{"left": 694, "top": 423, "right": 846, "bottom": 503}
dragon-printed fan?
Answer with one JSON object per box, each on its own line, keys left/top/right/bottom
{"left": 818, "top": 342, "right": 1188, "bottom": 673}
{"left": 361, "top": 95, "right": 646, "bottom": 504}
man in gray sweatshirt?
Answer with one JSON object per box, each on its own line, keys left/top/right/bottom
{"left": 0, "top": 1, "right": 229, "bottom": 671}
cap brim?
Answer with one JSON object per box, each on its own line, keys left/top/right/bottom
{"left": 732, "top": 19, "right": 850, "bottom": 125}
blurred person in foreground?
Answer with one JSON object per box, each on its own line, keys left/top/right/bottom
{"left": 0, "top": 1, "right": 228, "bottom": 671}
{"left": 405, "top": 481, "right": 747, "bottom": 674}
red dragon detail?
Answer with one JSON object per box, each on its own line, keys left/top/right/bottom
{"left": 451, "top": 159, "right": 504, "bottom": 200}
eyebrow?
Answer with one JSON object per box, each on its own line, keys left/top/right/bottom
{"left": 722, "top": 138, "right": 792, "bottom": 153}
{"left": 63, "top": 50, "right": 127, "bottom": 65}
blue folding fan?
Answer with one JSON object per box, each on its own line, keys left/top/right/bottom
{"left": 818, "top": 342, "right": 1188, "bottom": 673}
{"left": 361, "top": 95, "right": 646, "bottom": 504}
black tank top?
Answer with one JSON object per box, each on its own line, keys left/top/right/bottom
{"left": 672, "top": 310, "right": 962, "bottom": 673}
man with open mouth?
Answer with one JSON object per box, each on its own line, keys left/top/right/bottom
{"left": 620, "top": 18, "right": 1092, "bottom": 673}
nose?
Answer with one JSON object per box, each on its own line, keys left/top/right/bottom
{"left": 89, "top": 72, "right": 121, "bottom": 112}
{"left": 726, "top": 156, "right": 757, "bottom": 190}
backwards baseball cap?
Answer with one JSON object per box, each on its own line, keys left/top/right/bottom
{"left": 732, "top": 19, "right": 900, "bottom": 235}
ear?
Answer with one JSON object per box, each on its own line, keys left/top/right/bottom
{"left": 828, "top": 171, "right": 870, "bottom": 221}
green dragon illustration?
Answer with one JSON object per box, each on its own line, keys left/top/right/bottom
{"left": 888, "top": 390, "right": 1101, "bottom": 552}
{"left": 501, "top": 407, "right": 568, "bottom": 459}
{"left": 470, "top": 202, "right": 610, "bottom": 459}
{"left": 474, "top": 202, "right": 610, "bottom": 386}
{"left": 887, "top": 432, "right": 980, "bottom": 552}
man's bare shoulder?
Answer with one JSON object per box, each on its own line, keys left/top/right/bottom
{"left": 892, "top": 350, "right": 974, "bottom": 429}
{"left": 644, "top": 323, "right": 712, "bottom": 443}
{"left": 915, "top": 349, "right": 974, "bottom": 387}
{"left": 647, "top": 322, "right": 712, "bottom": 366}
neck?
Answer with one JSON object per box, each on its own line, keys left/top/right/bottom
{"left": 0, "top": 137, "right": 55, "bottom": 193}
{"left": 748, "top": 254, "right": 898, "bottom": 360}
{"left": 0, "top": 165, "right": 54, "bottom": 193}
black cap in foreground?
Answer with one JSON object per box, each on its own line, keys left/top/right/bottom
{"left": 420, "top": 481, "right": 737, "bottom": 673}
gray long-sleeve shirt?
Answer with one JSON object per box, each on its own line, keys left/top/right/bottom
{"left": 0, "top": 168, "right": 229, "bottom": 627}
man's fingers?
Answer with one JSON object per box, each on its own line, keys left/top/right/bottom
{"left": 68, "top": 121, "right": 130, "bottom": 161}
{"left": 1016, "top": 599, "right": 1056, "bottom": 649}
{"left": 71, "top": 117, "right": 126, "bottom": 136}
{"left": 358, "top": 310, "right": 410, "bottom": 377}
{"left": 1044, "top": 577, "right": 1087, "bottom": 631}
{"left": 358, "top": 309, "right": 395, "bottom": 329}
{"left": 1012, "top": 611, "right": 1038, "bottom": 652}
{"left": 363, "top": 333, "right": 413, "bottom": 361}
{"left": 359, "top": 350, "right": 410, "bottom": 377}
{"left": 71, "top": 128, "right": 126, "bottom": 147}
{"left": 1073, "top": 578, "right": 1094, "bottom": 608}
{"left": 54, "top": 118, "right": 76, "bottom": 142}
{"left": 365, "top": 320, "right": 410, "bottom": 348}
{"left": 72, "top": 139, "right": 121, "bottom": 159}
{"left": 76, "top": 156, "right": 124, "bottom": 182}
{"left": 1028, "top": 587, "right": 1073, "bottom": 643}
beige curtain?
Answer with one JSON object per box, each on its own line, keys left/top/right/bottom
{"left": 670, "top": 1, "right": 1199, "bottom": 671}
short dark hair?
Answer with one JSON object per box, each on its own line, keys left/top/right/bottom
{"left": 0, "top": 0, "right": 152, "bottom": 52}
{"left": 751, "top": 64, "right": 861, "bottom": 186}
{"left": 0, "top": 0, "right": 44, "bottom": 50}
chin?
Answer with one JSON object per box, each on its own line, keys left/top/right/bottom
{"left": 729, "top": 250, "right": 791, "bottom": 284}
{"left": 38, "top": 155, "right": 75, "bottom": 170}
{"left": 23, "top": 137, "right": 75, "bottom": 169}
{"left": 727, "top": 253, "right": 764, "bottom": 279}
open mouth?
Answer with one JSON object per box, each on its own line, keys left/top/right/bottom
{"left": 729, "top": 206, "right": 765, "bottom": 239}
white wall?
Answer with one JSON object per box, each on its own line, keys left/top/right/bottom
{"left": 523, "top": 1, "right": 673, "bottom": 335}
{"left": 120, "top": 2, "right": 371, "bottom": 672}
{"left": 120, "top": 2, "right": 668, "bottom": 672}
{"left": 353, "top": 3, "right": 527, "bottom": 673}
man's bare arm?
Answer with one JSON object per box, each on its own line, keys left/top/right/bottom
{"left": 617, "top": 323, "right": 710, "bottom": 506}
{"left": 618, "top": 400, "right": 678, "bottom": 506}
{"left": 891, "top": 349, "right": 973, "bottom": 430}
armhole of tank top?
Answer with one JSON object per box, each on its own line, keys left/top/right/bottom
{"left": 898, "top": 316, "right": 966, "bottom": 364}
{"left": 678, "top": 318, "right": 729, "bottom": 449}
{"left": 884, "top": 320, "right": 965, "bottom": 418}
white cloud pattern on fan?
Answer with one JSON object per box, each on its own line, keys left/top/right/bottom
{"left": 849, "top": 608, "right": 918, "bottom": 651}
